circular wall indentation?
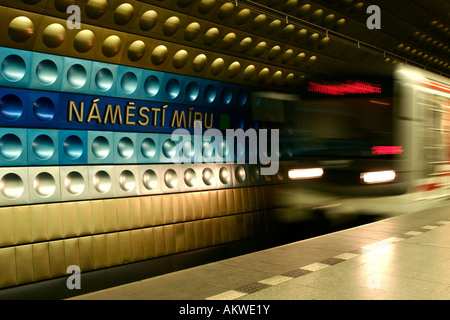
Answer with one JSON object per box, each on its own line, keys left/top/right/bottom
{"left": 144, "top": 75, "right": 160, "bottom": 96}
{"left": 184, "top": 168, "right": 197, "bottom": 187}
{"left": 254, "top": 41, "right": 267, "bottom": 57}
{"left": 267, "top": 19, "right": 282, "bottom": 34}
{"left": 204, "top": 27, "right": 220, "bottom": 45}
{"left": 193, "top": 54, "right": 207, "bottom": 72}
{"left": 8, "top": 16, "right": 34, "bottom": 43}
{"left": 93, "top": 170, "right": 111, "bottom": 194}
{"left": 272, "top": 70, "right": 283, "bottom": 85}
{"left": 219, "top": 167, "right": 230, "bottom": 184}
{"left": 2, "top": 55, "right": 26, "bottom": 82}
{"left": 163, "top": 16, "right": 181, "bottom": 36}
{"left": 127, "top": 40, "right": 146, "bottom": 62}
{"left": 65, "top": 171, "right": 85, "bottom": 196}
{"left": 102, "top": 35, "right": 122, "bottom": 58}
{"left": 243, "top": 65, "right": 256, "bottom": 81}
{"left": 86, "top": 0, "right": 108, "bottom": 19}
{"left": 67, "top": 64, "right": 87, "bottom": 89}
{"left": 54, "top": 0, "right": 78, "bottom": 12}
{"left": 186, "top": 81, "right": 199, "bottom": 101}
{"left": 235, "top": 8, "right": 251, "bottom": 25}
{"left": 210, "top": 58, "right": 224, "bottom": 75}
{"left": 142, "top": 169, "right": 158, "bottom": 190}
{"left": 269, "top": 45, "right": 281, "bottom": 60}
{"left": 252, "top": 14, "right": 267, "bottom": 30}
{"left": 119, "top": 170, "right": 136, "bottom": 192}
{"left": 164, "top": 169, "right": 178, "bottom": 189}
{"left": 114, "top": 3, "right": 135, "bottom": 25}
{"left": 239, "top": 37, "right": 253, "bottom": 53}
{"left": 235, "top": 166, "right": 246, "bottom": 183}
{"left": 92, "top": 136, "right": 110, "bottom": 159}
{"left": 221, "top": 87, "right": 233, "bottom": 105}
{"left": 120, "top": 72, "right": 138, "bottom": 94}
{"left": 173, "top": 50, "right": 189, "bottom": 69}
{"left": 63, "top": 135, "right": 83, "bottom": 160}
{"left": 282, "top": 49, "right": 294, "bottom": 63}
{"left": 36, "top": 60, "right": 58, "bottom": 86}
{"left": 117, "top": 137, "right": 134, "bottom": 159}
{"left": 185, "top": 22, "right": 201, "bottom": 41}
{"left": 0, "top": 94, "right": 23, "bottom": 121}
{"left": 218, "top": 2, "right": 234, "bottom": 19}
{"left": 227, "top": 61, "right": 240, "bottom": 78}
{"left": 182, "top": 140, "right": 194, "bottom": 158}
{"left": 95, "top": 68, "right": 114, "bottom": 91}
{"left": 250, "top": 166, "right": 260, "bottom": 183}
{"left": 202, "top": 168, "right": 214, "bottom": 186}
{"left": 42, "top": 23, "right": 66, "bottom": 48}
{"left": 73, "top": 29, "right": 95, "bottom": 53}
{"left": 162, "top": 139, "right": 176, "bottom": 158}
{"left": 32, "top": 135, "right": 54, "bottom": 160}
{"left": 166, "top": 78, "right": 180, "bottom": 99}
{"left": 237, "top": 90, "right": 248, "bottom": 106}
{"left": 258, "top": 68, "right": 270, "bottom": 83}
{"left": 222, "top": 32, "right": 236, "bottom": 49}
{"left": 141, "top": 138, "right": 156, "bottom": 159}
{"left": 204, "top": 85, "right": 216, "bottom": 103}
{"left": 33, "top": 172, "right": 56, "bottom": 198}
{"left": 140, "top": 10, "right": 158, "bottom": 31}
{"left": 33, "top": 97, "right": 55, "bottom": 123}
{"left": 151, "top": 45, "right": 168, "bottom": 65}
{"left": 0, "top": 134, "right": 22, "bottom": 161}
{"left": 0, "top": 173, "right": 24, "bottom": 200}
{"left": 198, "top": 0, "right": 216, "bottom": 14}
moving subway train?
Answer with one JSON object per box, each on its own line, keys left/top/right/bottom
{"left": 255, "top": 64, "right": 450, "bottom": 220}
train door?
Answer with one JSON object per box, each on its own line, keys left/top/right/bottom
{"left": 415, "top": 89, "right": 450, "bottom": 201}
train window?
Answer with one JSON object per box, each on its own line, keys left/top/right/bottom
{"left": 279, "top": 96, "right": 394, "bottom": 158}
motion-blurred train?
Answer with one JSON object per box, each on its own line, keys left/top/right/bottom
{"left": 253, "top": 64, "right": 450, "bottom": 219}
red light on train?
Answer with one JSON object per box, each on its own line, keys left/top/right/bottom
{"left": 371, "top": 146, "right": 404, "bottom": 155}
{"left": 307, "top": 80, "right": 382, "bottom": 95}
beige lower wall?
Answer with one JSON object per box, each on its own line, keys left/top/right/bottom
{"left": 0, "top": 186, "right": 276, "bottom": 289}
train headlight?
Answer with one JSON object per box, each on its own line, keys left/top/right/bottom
{"left": 288, "top": 168, "right": 324, "bottom": 180}
{"left": 361, "top": 170, "right": 396, "bottom": 184}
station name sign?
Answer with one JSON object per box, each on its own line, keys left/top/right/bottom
{"left": 59, "top": 94, "right": 230, "bottom": 133}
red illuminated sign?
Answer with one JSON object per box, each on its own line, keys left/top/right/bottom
{"left": 371, "top": 146, "right": 404, "bottom": 155}
{"left": 308, "top": 80, "right": 382, "bottom": 95}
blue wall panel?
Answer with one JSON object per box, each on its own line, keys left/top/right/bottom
{"left": 0, "top": 128, "right": 28, "bottom": 166}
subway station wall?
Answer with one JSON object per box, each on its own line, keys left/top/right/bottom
{"left": 0, "top": 0, "right": 297, "bottom": 290}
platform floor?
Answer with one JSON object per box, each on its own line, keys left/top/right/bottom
{"left": 69, "top": 202, "right": 450, "bottom": 300}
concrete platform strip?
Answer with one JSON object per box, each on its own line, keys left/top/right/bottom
{"left": 205, "top": 218, "right": 450, "bottom": 300}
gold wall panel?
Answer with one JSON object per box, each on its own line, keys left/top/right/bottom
{"left": 48, "top": 240, "right": 66, "bottom": 278}
{"left": 16, "top": 244, "right": 34, "bottom": 285}
{"left": 64, "top": 238, "right": 80, "bottom": 269}
{"left": 142, "top": 227, "right": 156, "bottom": 259}
{"left": 118, "top": 231, "right": 133, "bottom": 264}
{"left": 90, "top": 200, "right": 107, "bottom": 235}
{"left": 79, "top": 236, "right": 95, "bottom": 271}
{"left": 32, "top": 242, "right": 51, "bottom": 282}
{"left": 130, "top": 229, "right": 145, "bottom": 261}
{"left": 61, "top": 202, "right": 78, "bottom": 238}
{"left": 30, "top": 205, "right": 48, "bottom": 242}
{"left": 105, "top": 233, "right": 120, "bottom": 267}
{"left": 0, "top": 207, "right": 14, "bottom": 247}
{"left": 0, "top": 247, "right": 17, "bottom": 288}
{"left": 13, "top": 206, "right": 32, "bottom": 245}
{"left": 92, "top": 234, "right": 108, "bottom": 270}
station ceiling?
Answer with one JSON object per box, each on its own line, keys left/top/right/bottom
{"left": 136, "top": 0, "right": 450, "bottom": 89}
